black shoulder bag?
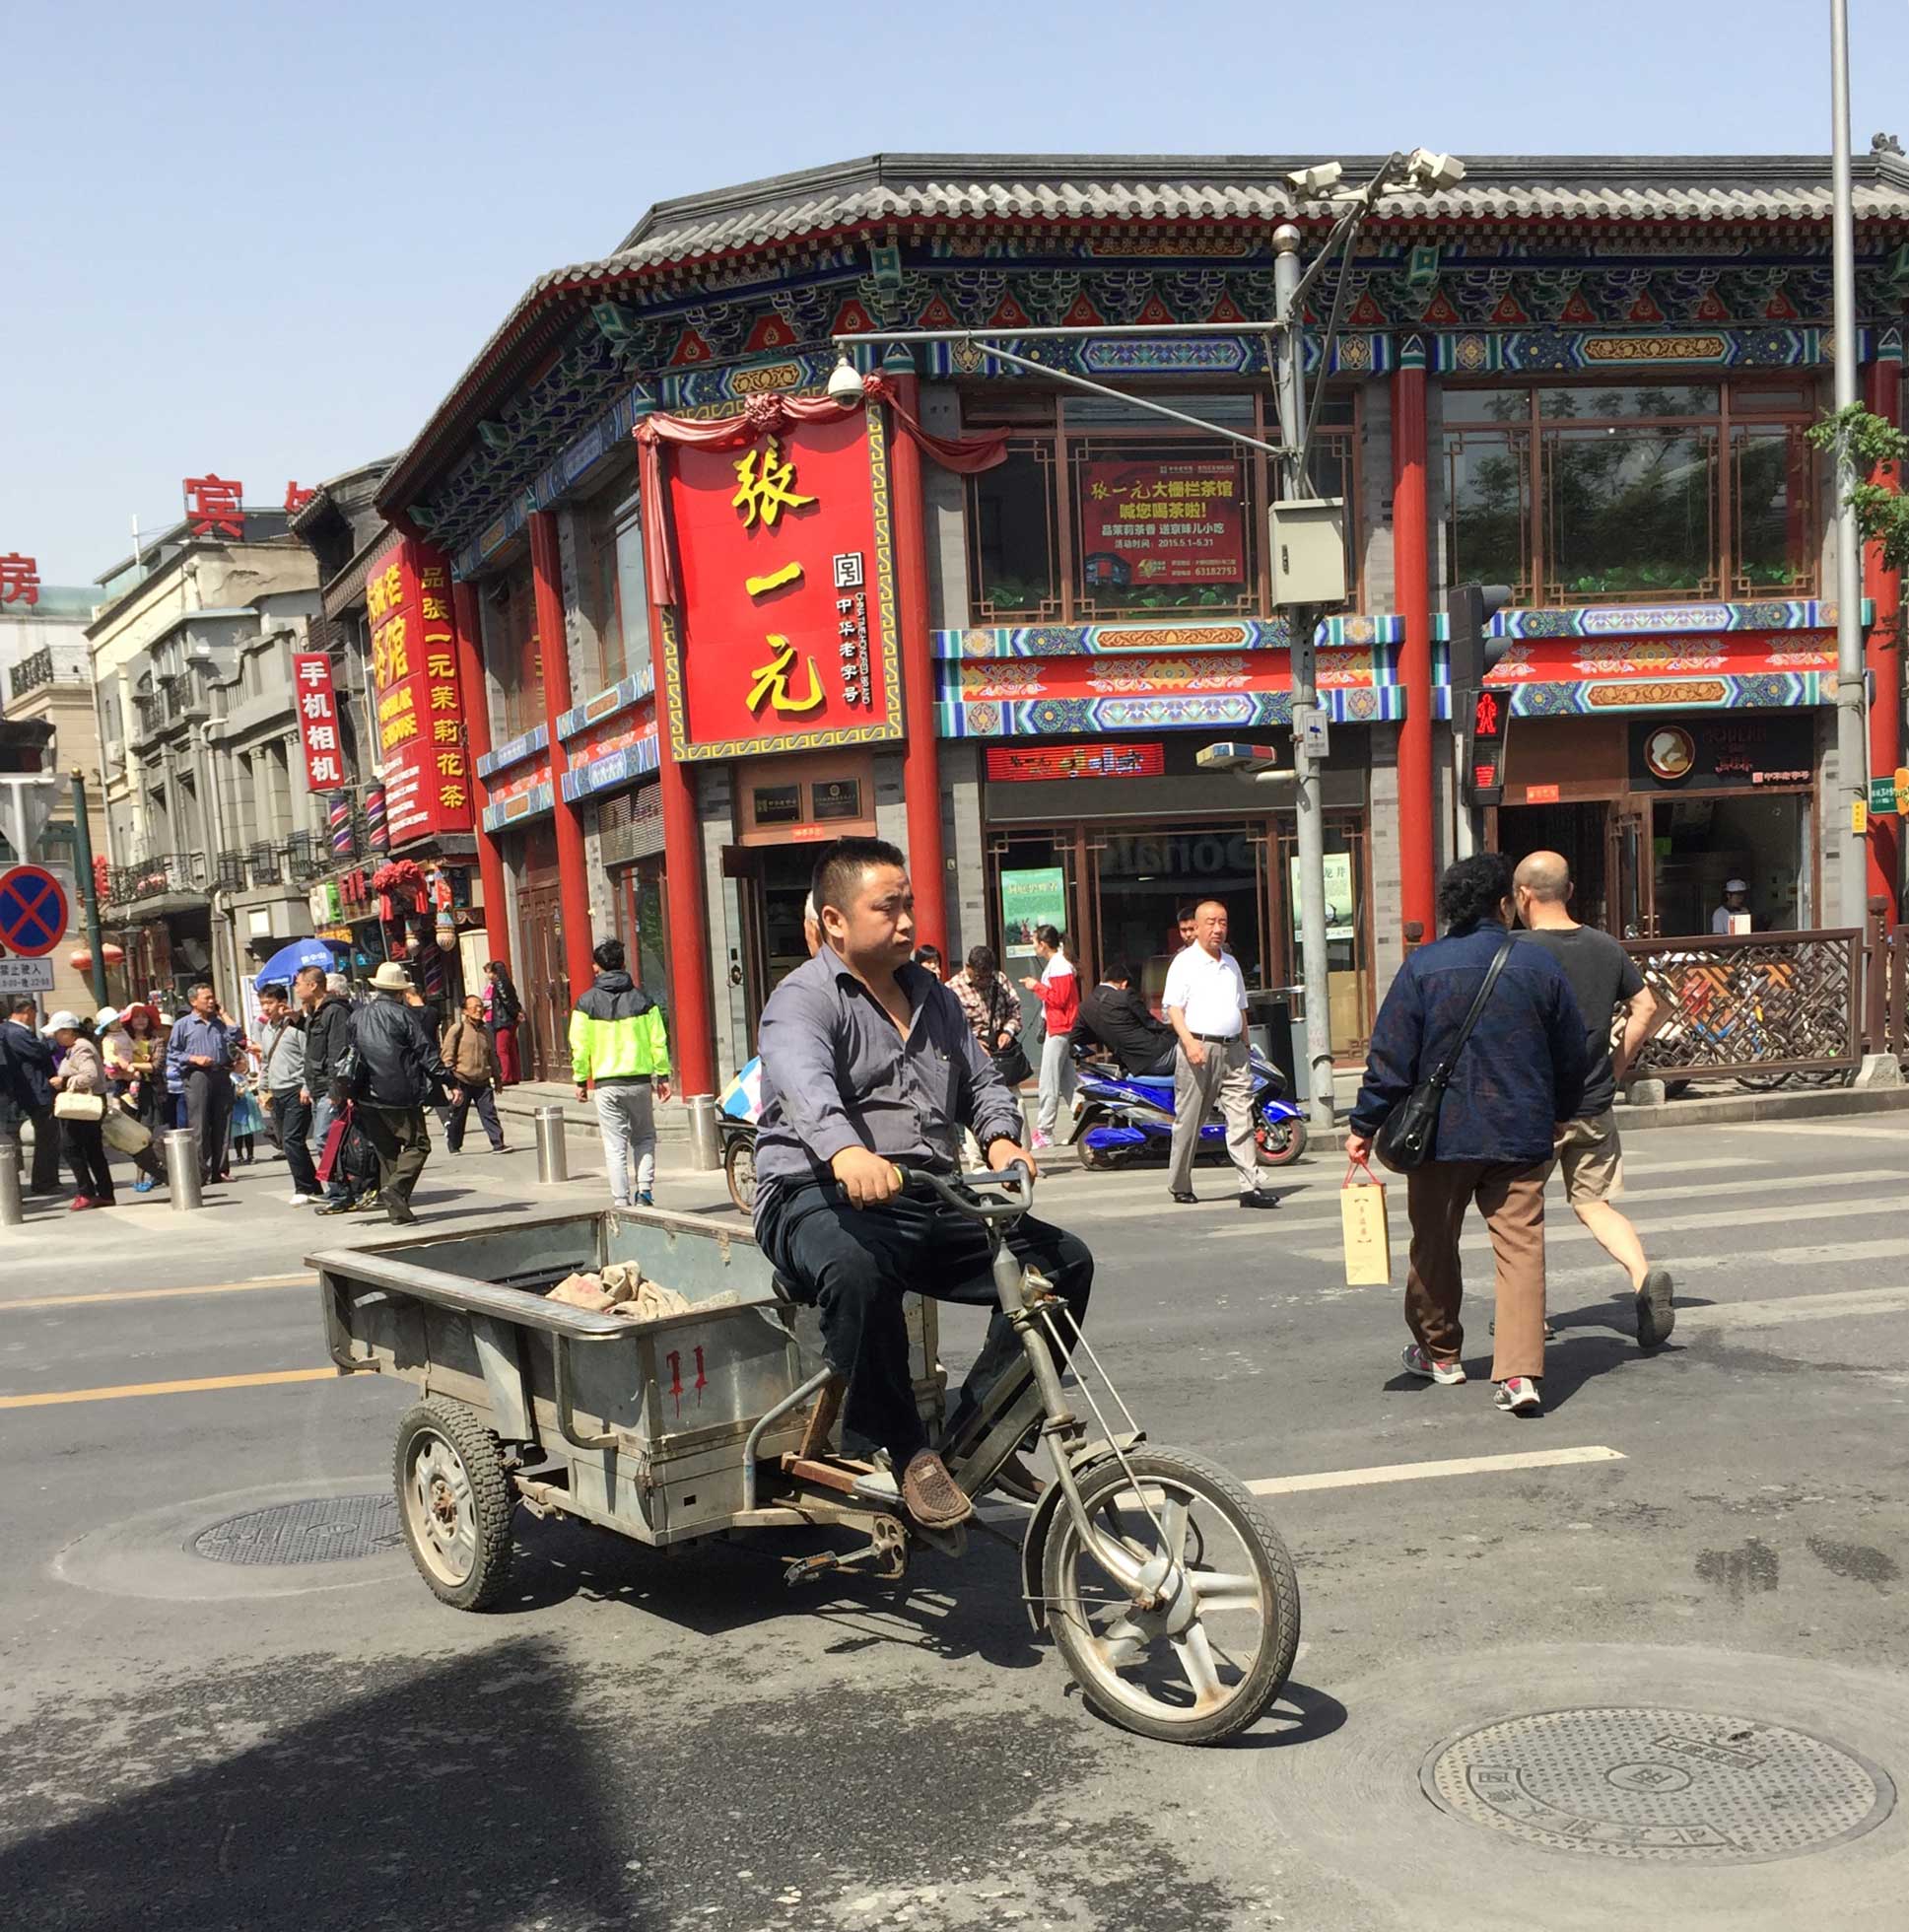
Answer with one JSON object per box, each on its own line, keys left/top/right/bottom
{"left": 1375, "top": 934, "right": 1517, "bottom": 1173}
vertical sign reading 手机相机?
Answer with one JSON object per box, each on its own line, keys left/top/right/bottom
{"left": 291, "top": 652, "right": 345, "bottom": 794}
{"left": 366, "top": 537, "right": 475, "bottom": 844}
{"left": 659, "top": 408, "right": 904, "bottom": 760}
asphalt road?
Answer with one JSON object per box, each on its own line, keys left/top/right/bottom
{"left": 1, "top": 1116, "right": 1905, "bottom": 1931}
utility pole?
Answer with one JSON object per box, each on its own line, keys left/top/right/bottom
{"left": 1829, "top": 0, "right": 1870, "bottom": 926}
{"left": 69, "top": 769, "right": 108, "bottom": 1008}
{"left": 1272, "top": 224, "right": 1335, "bottom": 1135}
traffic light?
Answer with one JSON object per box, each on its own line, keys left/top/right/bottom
{"left": 1449, "top": 583, "right": 1515, "bottom": 809}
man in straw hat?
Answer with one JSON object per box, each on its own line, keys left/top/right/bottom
{"left": 346, "top": 961, "right": 455, "bottom": 1226}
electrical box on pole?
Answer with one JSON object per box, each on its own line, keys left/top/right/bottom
{"left": 1448, "top": 583, "right": 1515, "bottom": 810}
{"left": 1268, "top": 499, "right": 1347, "bottom": 606}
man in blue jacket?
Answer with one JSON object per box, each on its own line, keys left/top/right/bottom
{"left": 1346, "top": 853, "right": 1586, "bottom": 1415}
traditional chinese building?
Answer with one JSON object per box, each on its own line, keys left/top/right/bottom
{"left": 371, "top": 150, "right": 1909, "bottom": 1096}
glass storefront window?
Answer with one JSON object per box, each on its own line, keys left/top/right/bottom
{"left": 1441, "top": 380, "right": 1816, "bottom": 605}
{"left": 970, "top": 443, "right": 1061, "bottom": 622}
{"left": 575, "top": 478, "right": 652, "bottom": 692}
{"left": 1093, "top": 824, "right": 1266, "bottom": 1008}
{"left": 480, "top": 561, "right": 540, "bottom": 737}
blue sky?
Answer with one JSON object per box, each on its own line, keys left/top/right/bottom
{"left": 2, "top": 0, "right": 1904, "bottom": 582}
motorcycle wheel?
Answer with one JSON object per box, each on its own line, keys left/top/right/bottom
{"left": 1254, "top": 1115, "right": 1308, "bottom": 1167}
{"left": 1043, "top": 1446, "right": 1300, "bottom": 1746}
{"left": 723, "top": 1135, "right": 757, "bottom": 1215}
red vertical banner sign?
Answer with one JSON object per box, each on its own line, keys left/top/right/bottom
{"left": 367, "top": 537, "right": 476, "bottom": 846}
{"left": 1392, "top": 355, "right": 1435, "bottom": 938}
{"left": 291, "top": 651, "right": 345, "bottom": 792}
{"left": 658, "top": 410, "right": 903, "bottom": 759}
{"left": 1864, "top": 354, "right": 1903, "bottom": 921}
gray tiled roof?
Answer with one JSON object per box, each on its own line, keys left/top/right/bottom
{"left": 379, "top": 150, "right": 1909, "bottom": 516}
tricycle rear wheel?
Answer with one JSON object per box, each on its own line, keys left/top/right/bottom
{"left": 394, "top": 1400, "right": 515, "bottom": 1611}
{"left": 1042, "top": 1446, "right": 1299, "bottom": 1745}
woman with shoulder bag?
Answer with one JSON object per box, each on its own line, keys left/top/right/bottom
{"left": 484, "top": 962, "right": 523, "bottom": 1086}
{"left": 951, "top": 945, "right": 1029, "bottom": 1084}
{"left": 1343, "top": 855, "right": 1587, "bottom": 1417}
{"left": 46, "top": 1013, "right": 116, "bottom": 1209}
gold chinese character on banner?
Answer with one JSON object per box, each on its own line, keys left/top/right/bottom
{"left": 730, "top": 436, "right": 815, "bottom": 529}
{"left": 372, "top": 617, "right": 409, "bottom": 686}
{"left": 746, "top": 635, "right": 823, "bottom": 714}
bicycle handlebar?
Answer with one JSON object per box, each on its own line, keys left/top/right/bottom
{"left": 894, "top": 1160, "right": 1036, "bottom": 1222}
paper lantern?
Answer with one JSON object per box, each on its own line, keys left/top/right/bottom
{"left": 69, "top": 942, "right": 126, "bottom": 970}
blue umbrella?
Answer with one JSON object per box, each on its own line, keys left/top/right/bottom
{"left": 250, "top": 936, "right": 339, "bottom": 991}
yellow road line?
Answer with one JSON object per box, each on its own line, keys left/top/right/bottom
{"left": 1, "top": 1275, "right": 310, "bottom": 1313}
{"left": 0, "top": 1367, "right": 335, "bottom": 1410}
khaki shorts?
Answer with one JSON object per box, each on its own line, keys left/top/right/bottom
{"left": 1554, "top": 1109, "right": 1624, "bottom": 1205}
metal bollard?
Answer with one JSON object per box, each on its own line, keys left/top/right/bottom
{"left": 534, "top": 1105, "right": 569, "bottom": 1185}
{"left": 164, "top": 1129, "right": 203, "bottom": 1211}
{"left": 685, "top": 1094, "right": 720, "bottom": 1172}
{"left": 0, "top": 1142, "right": 22, "bottom": 1226}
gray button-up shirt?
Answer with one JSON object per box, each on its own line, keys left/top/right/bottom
{"left": 753, "top": 949, "right": 1024, "bottom": 1198}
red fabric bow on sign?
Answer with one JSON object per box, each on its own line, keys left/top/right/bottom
{"left": 370, "top": 859, "right": 428, "bottom": 923}
{"left": 631, "top": 376, "right": 1007, "bottom": 606}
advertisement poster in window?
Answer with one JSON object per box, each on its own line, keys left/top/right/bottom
{"left": 998, "top": 867, "right": 1068, "bottom": 965}
{"left": 1289, "top": 853, "right": 1356, "bottom": 942}
{"left": 1077, "top": 457, "right": 1246, "bottom": 591}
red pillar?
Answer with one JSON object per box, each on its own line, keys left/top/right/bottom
{"left": 528, "top": 510, "right": 597, "bottom": 1003}
{"left": 646, "top": 600, "right": 716, "bottom": 1098}
{"left": 883, "top": 366, "right": 948, "bottom": 953}
{"left": 1863, "top": 354, "right": 1903, "bottom": 922}
{"left": 1391, "top": 348, "right": 1437, "bottom": 937}
{"left": 451, "top": 580, "right": 513, "bottom": 976}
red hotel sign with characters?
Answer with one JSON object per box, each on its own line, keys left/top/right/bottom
{"left": 366, "top": 536, "right": 474, "bottom": 844}
{"left": 660, "top": 410, "right": 903, "bottom": 760}
{"left": 291, "top": 652, "right": 345, "bottom": 793}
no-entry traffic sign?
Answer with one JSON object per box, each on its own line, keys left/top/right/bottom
{"left": 0, "top": 864, "right": 69, "bottom": 958}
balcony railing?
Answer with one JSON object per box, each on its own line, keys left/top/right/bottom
{"left": 7, "top": 648, "right": 53, "bottom": 701}
{"left": 245, "top": 843, "right": 283, "bottom": 887}
{"left": 101, "top": 853, "right": 211, "bottom": 910}
{"left": 284, "top": 831, "right": 328, "bottom": 882}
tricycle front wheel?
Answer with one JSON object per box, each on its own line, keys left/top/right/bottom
{"left": 723, "top": 1133, "right": 758, "bottom": 1215}
{"left": 394, "top": 1400, "right": 515, "bottom": 1611}
{"left": 1043, "top": 1446, "right": 1299, "bottom": 1745}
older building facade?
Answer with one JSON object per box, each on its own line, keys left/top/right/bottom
{"left": 368, "top": 152, "right": 1909, "bottom": 1097}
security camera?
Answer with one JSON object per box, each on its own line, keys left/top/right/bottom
{"left": 1404, "top": 149, "right": 1466, "bottom": 191}
{"left": 826, "top": 354, "right": 867, "bottom": 405}
{"left": 1286, "top": 162, "right": 1344, "bottom": 195}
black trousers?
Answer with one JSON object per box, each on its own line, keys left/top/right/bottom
{"left": 756, "top": 1181, "right": 1094, "bottom": 1467}
{"left": 357, "top": 1105, "right": 430, "bottom": 1210}
{"left": 183, "top": 1068, "right": 234, "bottom": 1180}
{"left": 444, "top": 1084, "right": 504, "bottom": 1151}
{"left": 0, "top": 1098, "right": 64, "bottom": 1193}
{"left": 271, "top": 1087, "right": 318, "bottom": 1195}
{"left": 63, "top": 1119, "right": 114, "bottom": 1202}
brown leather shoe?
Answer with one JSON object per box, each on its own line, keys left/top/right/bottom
{"left": 901, "top": 1450, "right": 974, "bottom": 1528}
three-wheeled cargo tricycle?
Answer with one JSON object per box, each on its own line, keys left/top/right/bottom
{"left": 311, "top": 1166, "right": 1300, "bottom": 1744}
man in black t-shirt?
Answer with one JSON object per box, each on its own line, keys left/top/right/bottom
{"left": 1513, "top": 851, "right": 1675, "bottom": 1348}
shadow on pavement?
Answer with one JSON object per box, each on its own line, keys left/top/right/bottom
{"left": 0, "top": 1641, "right": 644, "bottom": 1932}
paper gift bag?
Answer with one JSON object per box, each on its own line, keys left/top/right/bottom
{"left": 1340, "top": 1158, "right": 1393, "bottom": 1286}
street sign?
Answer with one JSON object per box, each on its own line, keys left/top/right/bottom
{"left": 0, "top": 863, "right": 68, "bottom": 958}
{"left": 1298, "top": 708, "right": 1331, "bottom": 761}
{"left": 1868, "top": 777, "right": 1898, "bottom": 815}
{"left": 1853, "top": 798, "right": 1869, "bottom": 836}
{"left": 0, "top": 956, "right": 53, "bottom": 995}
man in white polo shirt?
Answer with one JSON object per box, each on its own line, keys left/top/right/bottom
{"left": 1161, "top": 898, "right": 1277, "bottom": 1209}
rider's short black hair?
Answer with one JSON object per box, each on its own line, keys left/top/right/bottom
{"left": 1104, "top": 960, "right": 1136, "bottom": 986}
{"left": 813, "top": 836, "right": 907, "bottom": 916}
{"left": 592, "top": 936, "right": 626, "bottom": 972}
{"left": 1438, "top": 853, "right": 1513, "bottom": 934}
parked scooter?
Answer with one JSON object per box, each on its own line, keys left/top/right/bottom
{"left": 1068, "top": 1041, "right": 1308, "bottom": 1171}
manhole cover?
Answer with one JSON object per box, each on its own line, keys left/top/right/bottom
{"left": 1421, "top": 1707, "right": 1894, "bottom": 1863}
{"left": 191, "top": 1494, "right": 403, "bottom": 1567}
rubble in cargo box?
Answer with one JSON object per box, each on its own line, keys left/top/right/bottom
{"left": 545, "top": 1261, "right": 736, "bottom": 1322}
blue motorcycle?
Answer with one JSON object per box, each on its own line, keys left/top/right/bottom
{"left": 1068, "top": 1043, "right": 1308, "bottom": 1172}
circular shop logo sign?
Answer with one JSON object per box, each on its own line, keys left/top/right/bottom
{"left": 1645, "top": 724, "right": 1696, "bottom": 783}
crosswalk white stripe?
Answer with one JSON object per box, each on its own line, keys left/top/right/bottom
{"left": 1724, "top": 1120, "right": 1909, "bottom": 1139}
{"left": 1674, "top": 1285, "right": 1909, "bottom": 1330}
{"left": 1181, "top": 1166, "right": 1895, "bottom": 1244}
{"left": 1247, "top": 1444, "right": 1624, "bottom": 1496}
{"left": 1289, "top": 1186, "right": 1909, "bottom": 1265}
